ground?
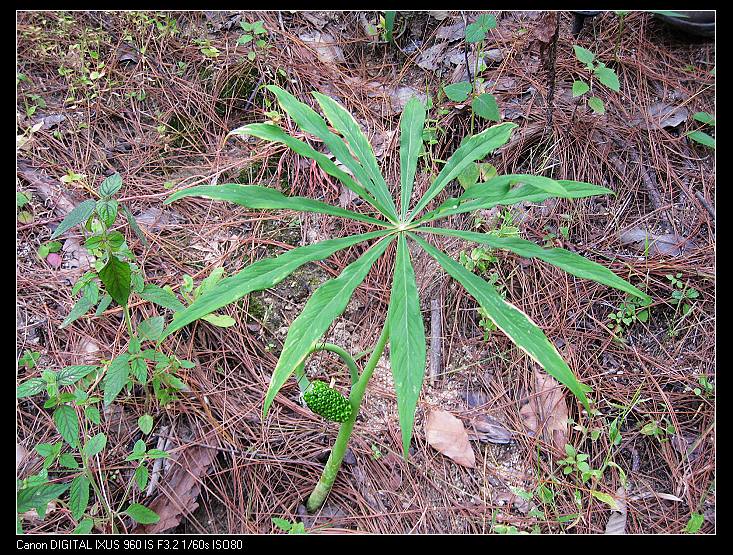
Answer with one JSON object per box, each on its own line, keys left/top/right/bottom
{"left": 16, "top": 11, "right": 715, "bottom": 534}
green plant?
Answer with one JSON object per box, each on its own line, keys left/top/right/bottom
{"left": 17, "top": 191, "right": 34, "bottom": 224}
{"left": 272, "top": 517, "right": 307, "bottom": 534}
{"left": 571, "top": 45, "right": 620, "bottom": 115}
{"left": 693, "top": 374, "right": 714, "bottom": 398}
{"left": 639, "top": 418, "right": 675, "bottom": 442}
{"left": 15, "top": 173, "right": 197, "bottom": 532}
{"left": 443, "top": 14, "right": 501, "bottom": 132}
{"left": 557, "top": 443, "right": 603, "bottom": 483}
{"left": 237, "top": 20, "right": 268, "bottom": 61}
{"left": 606, "top": 294, "right": 651, "bottom": 337}
{"left": 163, "top": 85, "right": 649, "bottom": 511}
{"left": 687, "top": 111, "right": 715, "bottom": 150}
{"left": 19, "top": 350, "right": 41, "bottom": 369}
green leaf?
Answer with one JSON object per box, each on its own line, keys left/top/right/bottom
{"left": 685, "top": 512, "right": 704, "bottom": 534}
{"left": 465, "top": 14, "right": 496, "bottom": 43}
{"left": 103, "top": 354, "right": 131, "bottom": 406}
{"left": 399, "top": 97, "right": 426, "bottom": 219}
{"left": 387, "top": 235, "right": 426, "bottom": 457}
{"left": 572, "top": 80, "right": 589, "bottom": 97}
{"left": 443, "top": 81, "right": 473, "bottom": 103}
{"left": 125, "top": 503, "right": 160, "bottom": 525}
{"left": 232, "top": 123, "right": 388, "bottom": 218}
{"left": 166, "top": 184, "right": 386, "bottom": 227}
{"left": 313, "top": 91, "right": 398, "bottom": 218}
{"left": 458, "top": 162, "right": 480, "bottom": 190}
{"left": 69, "top": 475, "right": 90, "bottom": 520}
{"left": 693, "top": 111, "right": 715, "bottom": 126}
{"left": 134, "top": 465, "right": 149, "bottom": 491}
{"left": 53, "top": 405, "right": 79, "bottom": 448}
{"left": 57, "top": 365, "right": 98, "bottom": 387}
{"left": 138, "top": 414, "right": 154, "bottom": 434}
{"left": 17, "top": 378, "right": 47, "bottom": 398}
{"left": 73, "top": 518, "right": 94, "bottom": 534}
{"left": 272, "top": 517, "right": 292, "bottom": 531}
{"left": 591, "top": 490, "right": 619, "bottom": 510}
{"left": 573, "top": 45, "right": 595, "bottom": 67}
{"left": 99, "top": 255, "right": 131, "bottom": 307}
{"left": 421, "top": 228, "right": 650, "bottom": 302}
{"left": 588, "top": 96, "right": 605, "bottom": 114}
{"left": 138, "top": 316, "right": 165, "bottom": 342}
{"left": 408, "top": 122, "right": 517, "bottom": 221}
{"left": 201, "top": 313, "right": 236, "bottom": 327}
{"left": 85, "top": 405, "right": 101, "bottom": 425}
{"left": 163, "top": 230, "right": 388, "bottom": 338}
{"left": 266, "top": 85, "right": 397, "bottom": 221}
{"left": 594, "top": 66, "right": 620, "bottom": 92}
{"left": 472, "top": 93, "right": 500, "bottom": 121}
{"left": 59, "top": 453, "right": 80, "bottom": 469}
{"left": 263, "top": 236, "right": 393, "bottom": 417}
{"left": 82, "top": 433, "right": 107, "bottom": 458}
{"left": 17, "top": 482, "right": 70, "bottom": 514}
{"left": 96, "top": 198, "right": 118, "bottom": 227}
{"left": 412, "top": 234, "right": 590, "bottom": 409}
{"left": 50, "top": 199, "right": 96, "bottom": 239}
{"left": 95, "top": 294, "right": 113, "bottom": 316}
{"left": 138, "top": 284, "right": 185, "bottom": 312}
{"left": 688, "top": 130, "right": 715, "bottom": 149}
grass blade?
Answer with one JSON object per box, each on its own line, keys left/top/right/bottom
{"left": 412, "top": 233, "right": 591, "bottom": 409}
{"left": 163, "top": 230, "right": 389, "bottom": 338}
{"left": 166, "top": 184, "right": 388, "bottom": 227}
{"left": 387, "top": 234, "right": 426, "bottom": 456}
{"left": 399, "top": 98, "right": 426, "bottom": 219}
{"left": 407, "top": 122, "right": 517, "bottom": 222}
{"left": 263, "top": 236, "right": 394, "bottom": 417}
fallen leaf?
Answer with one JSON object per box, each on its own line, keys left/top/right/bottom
{"left": 416, "top": 43, "right": 448, "bottom": 71}
{"left": 425, "top": 409, "right": 476, "bottom": 468}
{"left": 618, "top": 229, "right": 697, "bottom": 257}
{"left": 466, "top": 414, "right": 514, "bottom": 444}
{"left": 604, "top": 486, "right": 627, "bottom": 534}
{"left": 519, "top": 370, "right": 569, "bottom": 453}
{"left": 298, "top": 31, "right": 345, "bottom": 64}
{"left": 632, "top": 102, "right": 689, "bottom": 130}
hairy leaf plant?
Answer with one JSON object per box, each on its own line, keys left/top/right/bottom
{"left": 163, "top": 85, "right": 649, "bottom": 511}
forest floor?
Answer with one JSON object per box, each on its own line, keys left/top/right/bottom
{"left": 16, "top": 10, "right": 715, "bottom": 534}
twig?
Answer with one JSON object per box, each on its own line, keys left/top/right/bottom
{"left": 146, "top": 426, "right": 171, "bottom": 497}
{"left": 695, "top": 191, "right": 715, "bottom": 221}
{"left": 429, "top": 298, "right": 442, "bottom": 387}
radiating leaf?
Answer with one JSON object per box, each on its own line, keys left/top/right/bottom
{"left": 263, "top": 236, "right": 393, "bottom": 417}
{"left": 421, "top": 228, "right": 649, "bottom": 301}
{"left": 50, "top": 199, "right": 96, "bottom": 240}
{"left": 163, "top": 230, "right": 388, "bottom": 338}
{"left": 166, "top": 184, "right": 387, "bottom": 227}
{"left": 408, "top": 122, "right": 517, "bottom": 221}
{"left": 412, "top": 234, "right": 590, "bottom": 409}
{"left": 313, "top": 91, "right": 398, "bottom": 218}
{"left": 232, "top": 123, "right": 387, "bottom": 217}
{"left": 266, "top": 85, "right": 398, "bottom": 221}
{"left": 387, "top": 234, "right": 426, "bottom": 456}
{"left": 399, "top": 97, "right": 426, "bottom": 219}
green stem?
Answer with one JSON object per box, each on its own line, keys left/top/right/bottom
{"left": 306, "top": 323, "right": 390, "bottom": 512}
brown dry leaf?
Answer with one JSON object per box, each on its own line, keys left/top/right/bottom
{"left": 134, "top": 444, "right": 218, "bottom": 534}
{"left": 604, "top": 486, "right": 628, "bottom": 534}
{"left": 519, "top": 370, "right": 569, "bottom": 453}
{"left": 425, "top": 409, "right": 476, "bottom": 468}
{"left": 466, "top": 414, "right": 513, "bottom": 445}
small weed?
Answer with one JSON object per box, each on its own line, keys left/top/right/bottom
{"left": 606, "top": 295, "right": 651, "bottom": 337}
{"left": 237, "top": 20, "right": 268, "bottom": 61}
{"left": 272, "top": 517, "right": 307, "bottom": 534}
{"left": 571, "top": 45, "right": 620, "bottom": 115}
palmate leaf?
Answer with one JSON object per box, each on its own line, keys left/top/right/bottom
{"left": 387, "top": 234, "right": 426, "bottom": 456}
{"left": 313, "top": 92, "right": 398, "bottom": 218}
{"left": 399, "top": 98, "right": 426, "bottom": 219}
{"left": 416, "top": 178, "right": 613, "bottom": 225}
{"left": 231, "top": 123, "right": 389, "bottom": 217}
{"left": 165, "top": 184, "right": 387, "bottom": 227}
{"left": 412, "top": 234, "right": 591, "bottom": 410}
{"left": 162, "top": 230, "right": 389, "bottom": 338}
{"left": 407, "top": 122, "right": 517, "bottom": 221}
{"left": 421, "top": 228, "right": 649, "bottom": 302}
{"left": 266, "top": 85, "right": 398, "bottom": 222}
{"left": 263, "top": 235, "right": 394, "bottom": 417}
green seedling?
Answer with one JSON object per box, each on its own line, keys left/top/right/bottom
{"left": 571, "top": 45, "right": 620, "bottom": 115}
{"left": 607, "top": 295, "right": 651, "bottom": 337}
{"left": 238, "top": 20, "right": 268, "bottom": 61}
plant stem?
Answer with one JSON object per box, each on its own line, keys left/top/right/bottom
{"left": 306, "top": 323, "right": 390, "bottom": 512}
